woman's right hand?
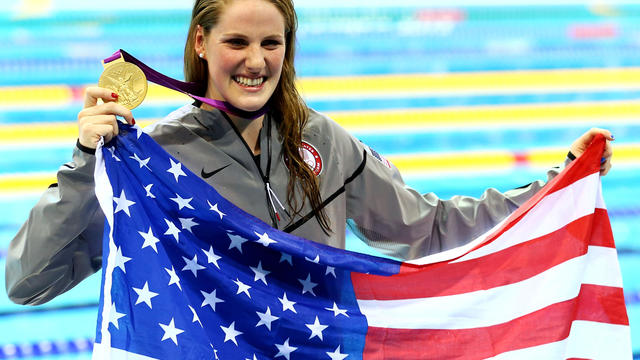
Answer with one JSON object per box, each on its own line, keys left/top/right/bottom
{"left": 77, "top": 86, "right": 135, "bottom": 149}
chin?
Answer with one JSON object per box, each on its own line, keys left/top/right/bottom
{"left": 230, "top": 98, "right": 270, "bottom": 113}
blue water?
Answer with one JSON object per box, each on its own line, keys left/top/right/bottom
{"left": 1, "top": 2, "right": 639, "bottom": 358}
{"left": 4, "top": 89, "right": 640, "bottom": 125}
{"left": 3, "top": 5, "right": 640, "bottom": 84}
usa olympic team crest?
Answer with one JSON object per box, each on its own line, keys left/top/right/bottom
{"left": 300, "top": 141, "right": 323, "bottom": 176}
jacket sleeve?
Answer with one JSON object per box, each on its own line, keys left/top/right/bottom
{"left": 343, "top": 137, "right": 565, "bottom": 261}
{"left": 5, "top": 147, "right": 104, "bottom": 305}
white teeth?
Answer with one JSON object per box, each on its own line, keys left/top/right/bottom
{"left": 234, "top": 76, "right": 264, "bottom": 87}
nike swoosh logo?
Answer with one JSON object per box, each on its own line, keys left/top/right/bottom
{"left": 201, "top": 164, "right": 231, "bottom": 179}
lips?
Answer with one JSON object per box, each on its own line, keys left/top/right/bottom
{"left": 233, "top": 75, "right": 266, "bottom": 87}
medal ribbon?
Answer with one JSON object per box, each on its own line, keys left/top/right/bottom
{"left": 103, "top": 49, "right": 269, "bottom": 120}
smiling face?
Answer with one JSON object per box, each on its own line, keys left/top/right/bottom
{"left": 195, "top": 0, "right": 286, "bottom": 113}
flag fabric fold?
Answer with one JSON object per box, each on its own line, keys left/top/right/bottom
{"left": 91, "top": 125, "right": 630, "bottom": 360}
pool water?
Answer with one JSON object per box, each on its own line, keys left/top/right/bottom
{"left": 1, "top": 1, "right": 639, "bottom": 358}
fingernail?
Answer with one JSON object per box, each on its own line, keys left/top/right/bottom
{"left": 611, "top": 134, "right": 615, "bottom": 140}
{"left": 132, "top": 118, "right": 136, "bottom": 125}
{"left": 601, "top": 157, "right": 606, "bottom": 164}
{"left": 111, "top": 93, "right": 118, "bottom": 99}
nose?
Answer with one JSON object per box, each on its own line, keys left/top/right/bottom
{"left": 245, "top": 44, "right": 266, "bottom": 72}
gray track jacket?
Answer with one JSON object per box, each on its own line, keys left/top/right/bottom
{"left": 6, "top": 105, "right": 561, "bottom": 305}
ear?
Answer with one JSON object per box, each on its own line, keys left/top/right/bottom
{"left": 194, "top": 25, "right": 206, "bottom": 58}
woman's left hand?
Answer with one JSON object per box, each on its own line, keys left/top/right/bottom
{"left": 569, "top": 128, "right": 614, "bottom": 176}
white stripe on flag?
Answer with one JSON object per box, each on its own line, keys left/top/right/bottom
{"left": 454, "top": 172, "right": 600, "bottom": 263}
{"left": 93, "top": 138, "right": 118, "bottom": 359}
{"left": 583, "top": 246, "right": 623, "bottom": 288}
{"left": 408, "top": 172, "right": 601, "bottom": 266}
{"left": 596, "top": 180, "right": 606, "bottom": 210}
{"left": 358, "top": 246, "right": 618, "bottom": 329}
{"left": 488, "top": 321, "right": 632, "bottom": 360}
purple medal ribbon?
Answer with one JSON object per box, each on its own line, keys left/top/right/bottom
{"left": 104, "top": 49, "right": 269, "bottom": 120}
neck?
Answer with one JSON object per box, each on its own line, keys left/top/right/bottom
{"left": 201, "top": 102, "right": 264, "bottom": 155}
{"left": 229, "top": 112, "right": 265, "bottom": 156}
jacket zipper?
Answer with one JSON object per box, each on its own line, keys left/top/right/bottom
{"left": 221, "top": 112, "right": 281, "bottom": 228}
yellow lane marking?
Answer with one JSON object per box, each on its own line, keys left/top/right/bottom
{"left": 526, "top": 148, "right": 572, "bottom": 167}
{"left": 0, "top": 86, "right": 73, "bottom": 107}
{"left": 1, "top": 99, "right": 638, "bottom": 143}
{"left": 4, "top": 67, "right": 640, "bottom": 105}
{"left": 2, "top": 145, "right": 638, "bottom": 193}
{"left": 0, "top": 84, "right": 191, "bottom": 107}
{"left": 0, "top": 173, "right": 56, "bottom": 193}
{"left": 298, "top": 68, "right": 640, "bottom": 96}
{"left": 327, "top": 101, "right": 640, "bottom": 131}
{"left": 12, "top": 0, "right": 52, "bottom": 19}
{"left": 0, "top": 120, "right": 155, "bottom": 144}
{"left": 589, "top": 4, "right": 620, "bottom": 17}
{"left": 389, "top": 151, "right": 515, "bottom": 172}
{"left": 145, "top": 85, "right": 193, "bottom": 102}
{"left": 389, "top": 144, "right": 640, "bottom": 174}
{"left": 0, "top": 123, "right": 77, "bottom": 143}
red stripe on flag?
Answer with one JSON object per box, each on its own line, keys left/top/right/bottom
{"left": 545, "top": 135, "right": 604, "bottom": 196}
{"left": 576, "top": 284, "right": 629, "bottom": 325}
{"left": 455, "top": 135, "right": 607, "bottom": 257}
{"left": 589, "top": 209, "right": 615, "bottom": 248}
{"left": 361, "top": 284, "right": 627, "bottom": 360}
{"left": 353, "top": 209, "right": 613, "bottom": 300}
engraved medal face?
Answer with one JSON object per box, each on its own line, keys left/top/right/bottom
{"left": 98, "top": 62, "right": 148, "bottom": 109}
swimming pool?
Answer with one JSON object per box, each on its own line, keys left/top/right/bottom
{"left": 1, "top": 1, "right": 639, "bottom": 358}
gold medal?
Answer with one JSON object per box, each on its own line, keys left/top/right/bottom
{"left": 98, "top": 62, "right": 148, "bottom": 109}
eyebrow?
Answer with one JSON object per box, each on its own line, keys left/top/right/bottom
{"left": 221, "top": 32, "right": 284, "bottom": 39}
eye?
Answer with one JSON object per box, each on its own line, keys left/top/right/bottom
{"left": 262, "top": 39, "right": 283, "bottom": 50}
{"left": 226, "top": 38, "right": 248, "bottom": 48}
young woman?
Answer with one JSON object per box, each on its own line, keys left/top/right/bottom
{"left": 6, "top": 0, "right": 613, "bottom": 305}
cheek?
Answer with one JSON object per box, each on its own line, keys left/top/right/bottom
{"left": 209, "top": 52, "right": 239, "bottom": 77}
{"left": 268, "top": 50, "right": 286, "bottom": 74}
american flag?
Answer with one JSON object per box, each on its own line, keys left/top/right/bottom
{"left": 91, "top": 125, "right": 630, "bottom": 360}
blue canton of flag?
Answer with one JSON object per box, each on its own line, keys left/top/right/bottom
{"left": 91, "top": 124, "right": 399, "bottom": 360}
